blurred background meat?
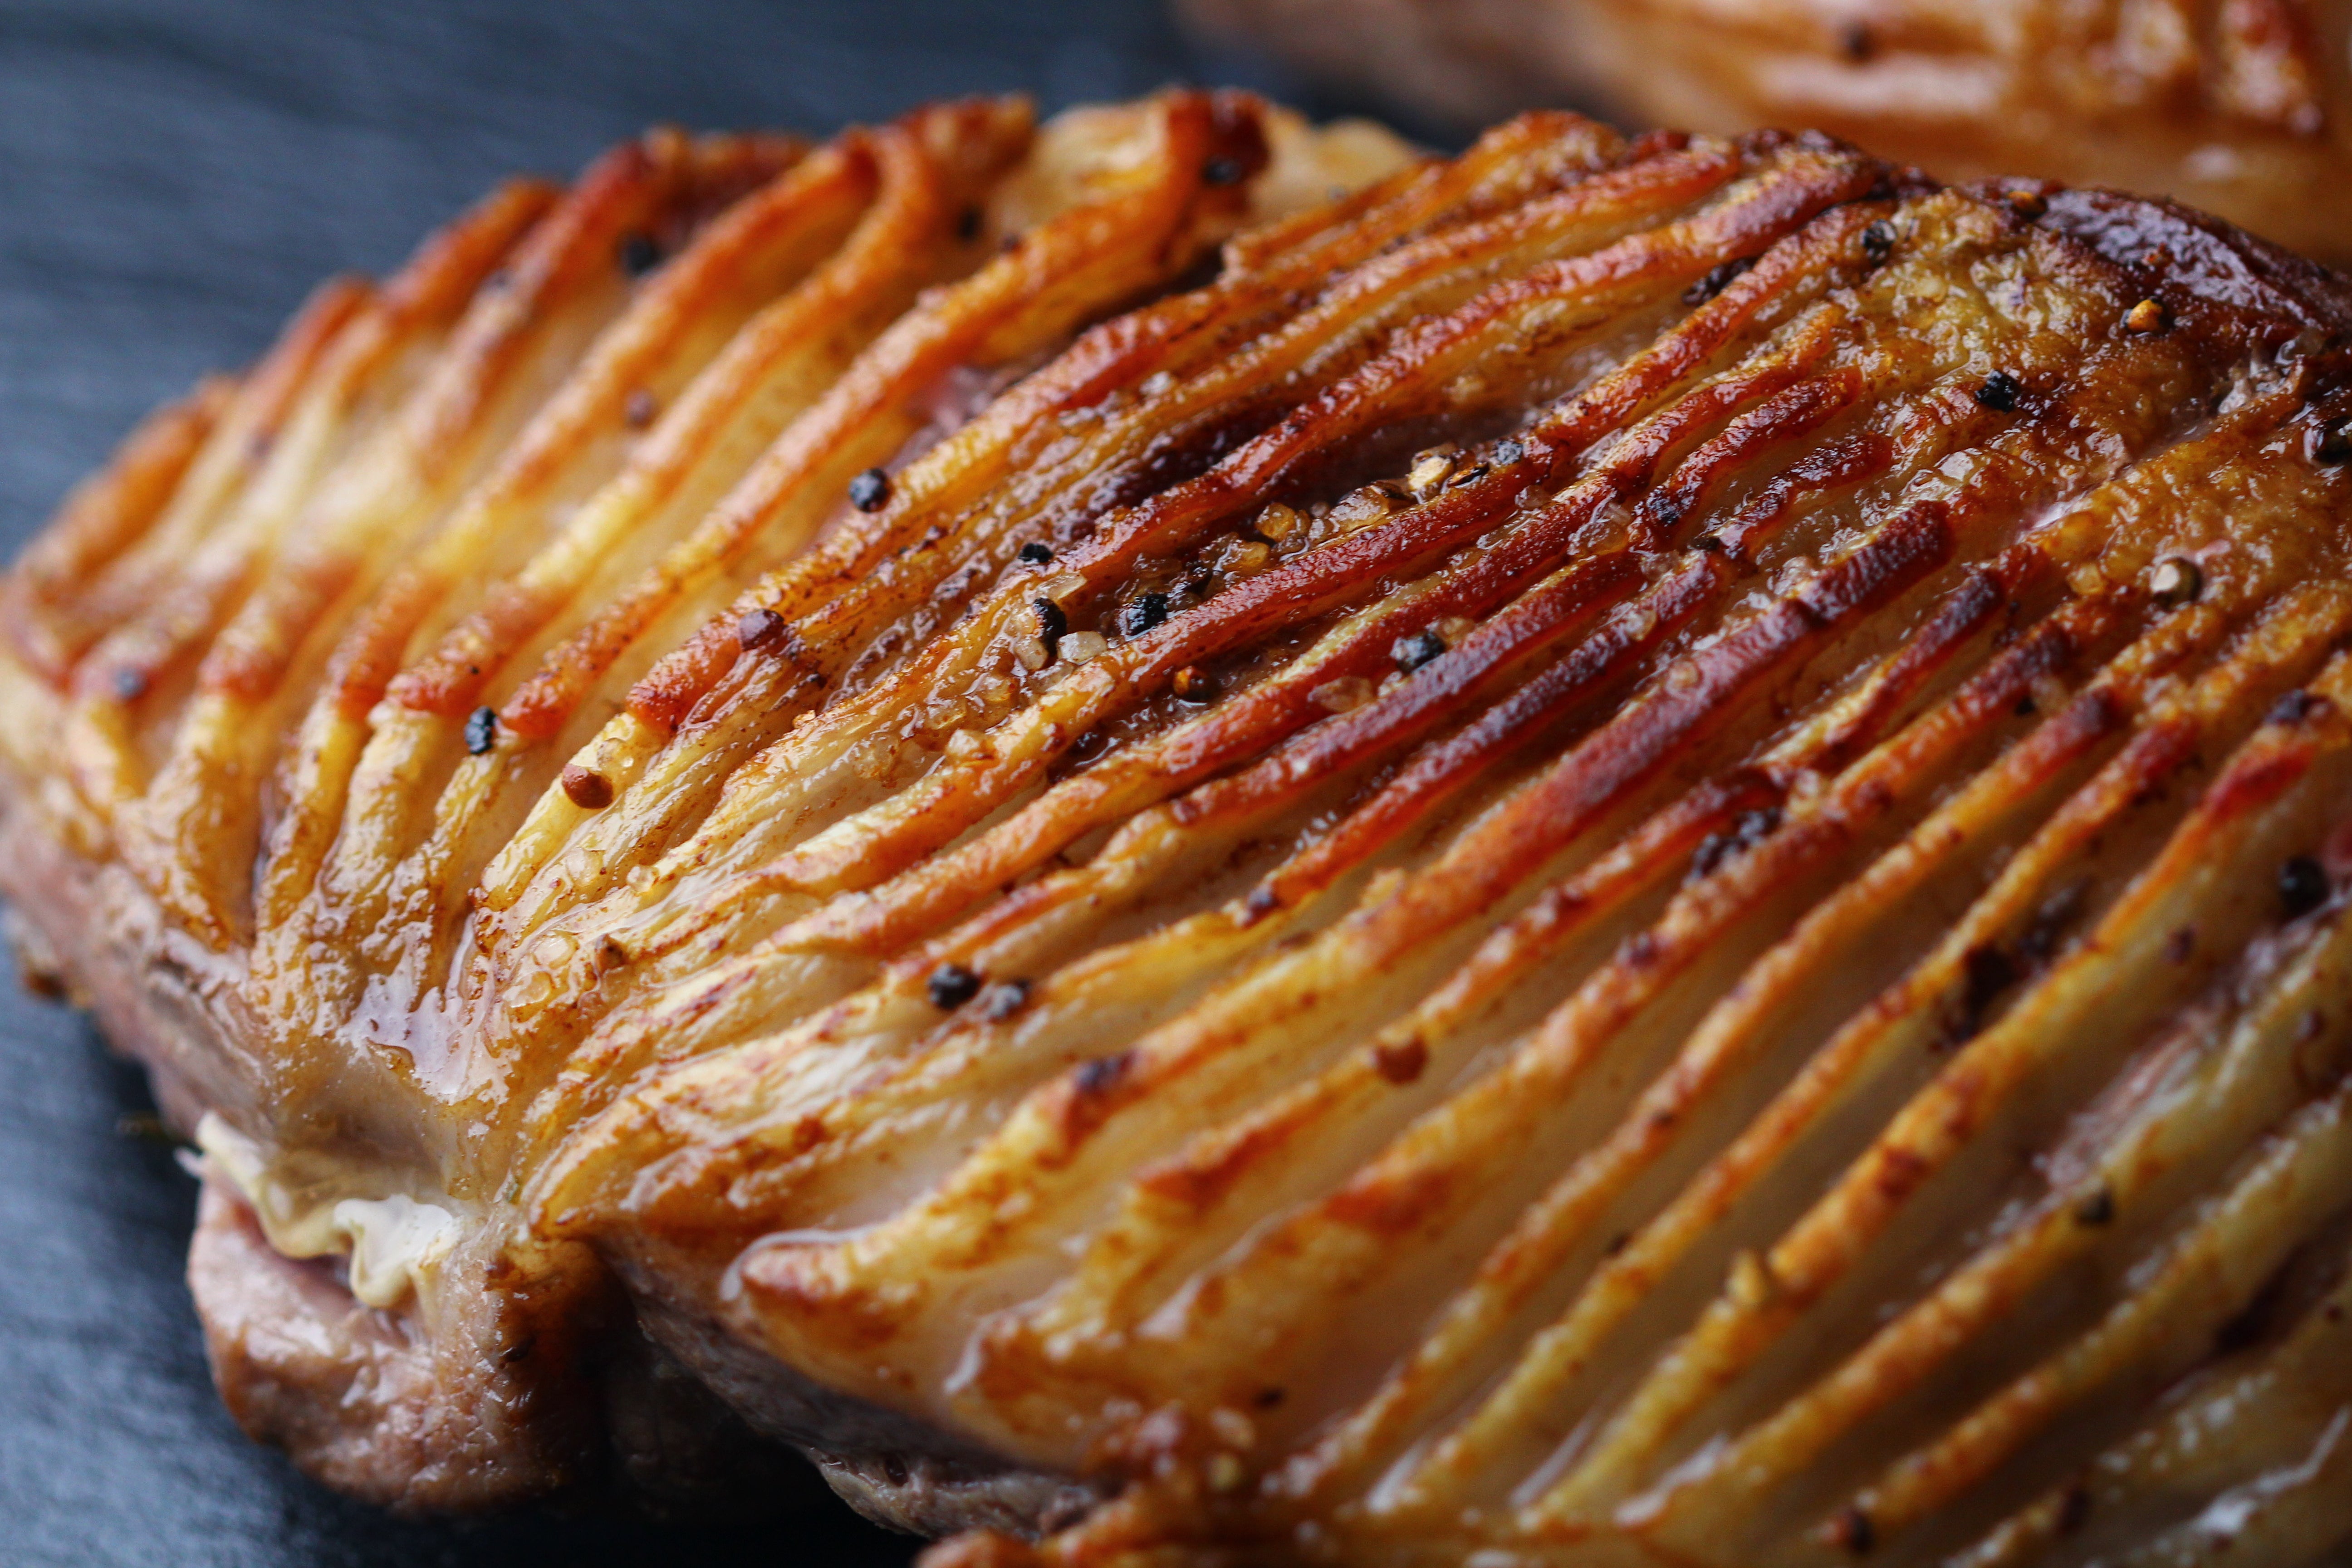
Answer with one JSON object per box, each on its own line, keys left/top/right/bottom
{"left": 1180, "top": 0, "right": 2352, "bottom": 261}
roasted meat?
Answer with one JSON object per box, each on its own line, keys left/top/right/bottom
{"left": 1182, "top": 0, "right": 2352, "bottom": 264}
{"left": 7, "top": 88, "right": 2352, "bottom": 1566}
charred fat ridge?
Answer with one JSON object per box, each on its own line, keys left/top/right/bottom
{"left": 5, "top": 91, "right": 2352, "bottom": 1568}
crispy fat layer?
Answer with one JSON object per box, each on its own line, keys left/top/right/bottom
{"left": 8, "top": 95, "right": 2352, "bottom": 1564}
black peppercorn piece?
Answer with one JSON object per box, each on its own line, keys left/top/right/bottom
{"left": 2281, "top": 855, "right": 2330, "bottom": 919}
{"left": 1119, "top": 592, "right": 1171, "bottom": 637}
{"left": 927, "top": 963, "right": 982, "bottom": 1009}
{"left": 1392, "top": 629, "right": 1446, "bottom": 673}
{"left": 977, "top": 979, "right": 1032, "bottom": 1021}
{"left": 1975, "top": 371, "right": 2023, "bottom": 412}
{"left": 617, "top": 230, "right": 662, "bottom": 277}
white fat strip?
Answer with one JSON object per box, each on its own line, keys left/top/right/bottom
{"left": 192, "top": 1112, "right": 457, "bottom": 1308}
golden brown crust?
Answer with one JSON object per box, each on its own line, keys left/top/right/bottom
{"left": 7, "top": 90, "right": 2352, "bottom": 1564}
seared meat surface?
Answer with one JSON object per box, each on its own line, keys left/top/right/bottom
{"left": 7, "top": 87, "right": 2352, "bottom": 1566}
{"left": 1183, "top": 0, "right": 2352, "bottom": 264}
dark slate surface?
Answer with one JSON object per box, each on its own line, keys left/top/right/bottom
{"left": 0, "top": 5, "right": 1408, "bottom": 1563}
